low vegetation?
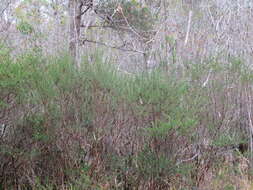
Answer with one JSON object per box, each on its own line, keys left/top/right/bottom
{"left": 1, "top": 49, "right": 253, "bottom": 189}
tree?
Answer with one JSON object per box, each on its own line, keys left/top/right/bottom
{"left": 0, "top": 0, "right": 11, "bottom": 39}
{"left": 69, "top": 0, "right": 156, "bottom": 70}
{"left": 68, "top": 0, "right": 92, "bottom": 67}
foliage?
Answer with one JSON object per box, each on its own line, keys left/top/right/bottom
{"left": 17, "top": 20, "right": 34, "bottom": 35}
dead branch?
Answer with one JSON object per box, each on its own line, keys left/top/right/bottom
{"left": 81, "top": 39, "right": 145, "bottom": 54}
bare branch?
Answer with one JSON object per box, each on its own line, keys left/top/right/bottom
{"left": 202, "top": 69, "right": 212, "bottom": 87}
{"left": 80, "top": 24, "right": 112, "bottom": 28}
{"left": 184, "top": 10, "right": 193, "bottom": 46}
{"left": 0, "top": 1, "right": 10, "bottom": 17}
{"left": 176, "top": 152, "right": 200, "bottom": 166}
{"left": 117, "top": 5, "right": 146, "bottom": 40}
{"left": 81, "top": 39, "right": 145, "bottom": 54}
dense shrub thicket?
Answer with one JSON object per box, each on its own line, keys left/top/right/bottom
{"left": 0, "top": 50, "right": 253, "bottom": 189}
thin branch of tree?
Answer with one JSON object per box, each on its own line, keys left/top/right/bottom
{"left": 202, "top": 69, "right": 212, "bottom": 87}
{"left": 80, "top": 24, "right": 113, "bottom": 28}
{"left": 81, "top": 39, "right": 145, "bottom": 54}
{"left": 0, "top": 1, "right": 10, "bottom": 17}
{"left": 117, "top": 5, "right": 146, "bottom": 40}
{"left": 80, "top": 2, "right": 92, "bottom": 16}
{"left": 176, "top": 152, "right": 200, "bottom": 165}
{"left": 184, "top": 10, "right": 193, "bottom": 46}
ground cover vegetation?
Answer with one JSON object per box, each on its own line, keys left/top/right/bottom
{"left": 1, "top": 0, "right": 253, "bottom": 189}
{"left": 0, "top": 48, "right": 253, "bottom": 189}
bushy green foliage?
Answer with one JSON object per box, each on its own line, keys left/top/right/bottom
{"left": 17, "top": 20, "right": 34, "bottom": 35}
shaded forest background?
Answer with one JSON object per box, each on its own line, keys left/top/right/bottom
{"left": 1, "top": 0, "right": 253, "bottom": 189}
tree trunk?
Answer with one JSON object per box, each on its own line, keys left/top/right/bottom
{"left": 69, "top": 0, "right": 82, "bottom": 67}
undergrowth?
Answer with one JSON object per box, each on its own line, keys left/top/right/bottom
{"left": 0, "top": 50, "right": 253, "bottom": 189}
